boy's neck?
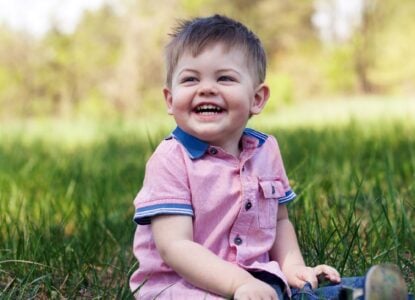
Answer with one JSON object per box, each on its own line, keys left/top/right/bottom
{"left": 214, "top": 136, "right": 243, "bottom": 158}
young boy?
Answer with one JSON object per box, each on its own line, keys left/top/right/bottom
{"left": 130, "top": 15, "right": 410, "bottom": 299}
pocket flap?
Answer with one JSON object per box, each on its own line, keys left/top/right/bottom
{"left": 259, "top": 180, "right": 285, "bottom": 198}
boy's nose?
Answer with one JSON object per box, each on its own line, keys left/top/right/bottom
{"left": 197, "top": 81, "right": 218, "bottom": 96}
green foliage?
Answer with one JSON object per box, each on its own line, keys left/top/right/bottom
{"left": 0, "top": 120, "right": 414, "bottom": 297}
{"left": 40, "top": 5, "right": 123, "bottom": 113}
{"left": 371, "top": 1, "right": 415, "bottom": 93}
{"left": 0, "top": 1, "right": 415, "bottom": 118}
{"left": 0, "top": 126, "right": 154, "bottom": 298}
{"left": 322, "top": 45, "right": 357, "bottom": 93}
{"left": 180, "top": 0, "right": 216, "bottom": 13}
{"left": 275, "top": 122, "right": 415, "bottom": 284}
{"left": 0, "top": 5, "right": 123, "bottom": 118}
{"left": 265, "top": 71, "right": 295, "bottom": 111}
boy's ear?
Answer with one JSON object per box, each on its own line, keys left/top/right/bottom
{"left": 250, "top": 83, "right": 270, "bottom": 115}
{"left": 163, "top": 87, "right": 174, "bottom": 115}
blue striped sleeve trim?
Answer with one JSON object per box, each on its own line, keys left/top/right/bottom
{"left": 133, "top": 203, "right": 194, "bottom": 225}
{"left": 278, "top": 190, "right": 296, "bottom": 204}
{"left": 243, "top": 128, "right": 268, "bottom": 147}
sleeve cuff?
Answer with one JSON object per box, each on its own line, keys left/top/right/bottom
{"left": 133, "top": 203, "right": 194, "bottom": 225}
{"left": 278, "top": 190, "right": 296, "bottom": 204}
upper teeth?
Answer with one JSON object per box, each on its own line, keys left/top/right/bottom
{"left": 196, "top": 104, "right": 222, "bottom": 112}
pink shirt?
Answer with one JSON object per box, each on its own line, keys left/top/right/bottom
{"left": 130, "top": 127, "right": 296, "bottom": 299}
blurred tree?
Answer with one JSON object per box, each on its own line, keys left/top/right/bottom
{"left": 109, "top": 0, "right": 188, "bottom": 115}
{"left": 0, "top": 5, "right": 122, "bottom": 117}
{"left": 71, "top": 5, "right": 123, "bottom": 108}
{"left": 40, "top": 30, "right": 76, "bottom": 115}
{"left": 369, "top": 0, "right": 415, "bottom": 94}
{"left": 40, "top": 5, "right": 122, "bottom": 115}
{"left": 1, "top": 0, "right": 414, "bottom": 119}
{"left": 352, "top": 0, "right": 377, "bottom": 93}
{"left": 350, "top": 0, "right": 415, "bottom": 94}
{"left": 321, "top": 0, "right": 415, "bottom": 95}
{"left": 0, "top": 28, "right": 39, "bottom": 117}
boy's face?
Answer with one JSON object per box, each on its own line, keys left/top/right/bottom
{"left": 164, "top": 43, "right": 269, "bottom": 152}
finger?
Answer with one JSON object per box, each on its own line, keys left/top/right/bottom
{"left": 313, "top": 265, "right": 341, "bottom": 282}
{"left": 288, "top": 276, "right": 307, "bottom": 289}
{"left": 298, "top": 272, "right": 318, "bottom": 289}
{"left": 313, "top": 264, "right": 337, "bottom": 276}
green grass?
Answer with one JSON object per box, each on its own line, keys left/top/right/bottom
{"left": 0, "top": 118, "right": 414, "bottom": 298}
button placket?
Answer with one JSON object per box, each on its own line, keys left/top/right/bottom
{"left": 230, "top": 172, "right": 256, "bottom": 259}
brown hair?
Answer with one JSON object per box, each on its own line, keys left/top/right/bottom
{"left": 165, "top": 14, "right": 266, "bottom": 87}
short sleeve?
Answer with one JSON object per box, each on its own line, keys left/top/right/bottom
{"left": 267, "top": 135, "right": 296, "bottom": 204}
{"left": 133, "top": 140, "right": 193, "bottom": 225}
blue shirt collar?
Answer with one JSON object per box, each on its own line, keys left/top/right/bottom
{"left": 171, "top": 126, "right": 268, "bottom": 159}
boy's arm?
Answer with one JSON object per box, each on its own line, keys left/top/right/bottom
{"left": 269, "top": 205, "right": 340, "bottom": 288}
{"left": 151, "top": 214, "right": 277, "bottom": 299}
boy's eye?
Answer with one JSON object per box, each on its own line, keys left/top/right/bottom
{"left": 181, "top": 76, "right": 198, "bottom": 83}
{"left": 218, "top": 75, "right": 235, "bottom": 82}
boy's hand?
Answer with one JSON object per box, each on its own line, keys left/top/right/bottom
{"left": 313, "top": 264, "right": 341, "bottom": 286}
{"left": 234, "top": 278, "right": 279, "bottom": 300}
{"left": 285, "top": 264, "right": 340, "bottom": 289}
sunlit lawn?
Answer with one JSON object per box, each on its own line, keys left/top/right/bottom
{"left": 0, "top": 97, "right": 414, "bottom": 298}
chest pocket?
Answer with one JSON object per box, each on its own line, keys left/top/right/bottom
{"left": 258, "top": 179, "right": 285, "bottom": 229}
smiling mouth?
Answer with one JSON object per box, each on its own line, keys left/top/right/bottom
{"left": 194, "top": 104, "right": 224, "bottom": 115}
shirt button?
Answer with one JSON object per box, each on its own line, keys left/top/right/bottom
{"left": 234, "top": 236, "right": 243, "bottom": 245}
{"left": 209, "top": 147, "right": 218, "bottom": 155}
{"left": 245, "top": 201, "right": 252, "bottom": 210}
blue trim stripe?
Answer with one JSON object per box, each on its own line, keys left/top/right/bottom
{"left": 278, "top": 190, "right": 296, "bottom": 204}
{"left": 134, "top": 203, "right": 194, "bottom": 225}
{"left": 243, "top": 128, "right": 268, "bottom": 147}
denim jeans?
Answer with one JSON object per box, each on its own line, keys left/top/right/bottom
{"left": 251, "top": 271, "right": 414, "bottom": 300}
{"left": 291, "top": 277, "right": 365, "bottom": 300}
